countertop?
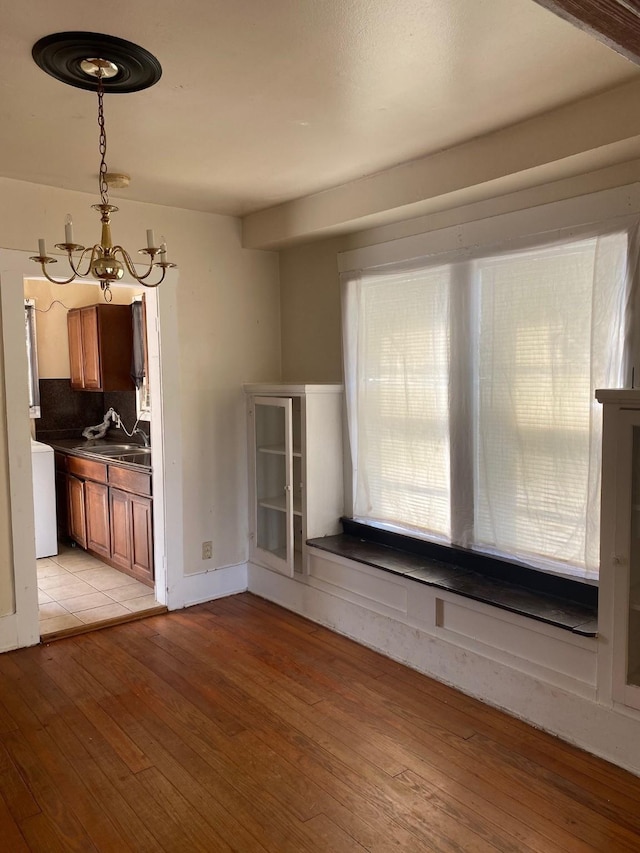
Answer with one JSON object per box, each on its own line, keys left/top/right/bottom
{"left": 46, "top": 438, "right": 152, "bottom": 471}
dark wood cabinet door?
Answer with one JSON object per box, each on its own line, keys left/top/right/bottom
{"left": 131, "top": 494, "right": 154, "bottom": 583}
{"left": 67, "top": 475, "right": 87, "bottom": 549}
{"left": 110, "top": 487, "right": 132, "bottom": 571}
{"left": 55, "top": 471, "right": 69, "bottom": 540}
{"left": 67, "top": 309, "right": 85, "bottom": 390}
{"left": 80, "top": 307, "right": 102, "bottom": 390}
{"left": 85, "top": 480, "right": 110, "bottom": 559}
{"left": 66, "top": 304, "right": 134, "bottom": 392}
{"left": 97, "top": 305, "right": 135, "bottom": 391}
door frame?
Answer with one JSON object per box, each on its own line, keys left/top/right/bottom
{"left": 0, "top": 248, "right": 184, "bottom": 649}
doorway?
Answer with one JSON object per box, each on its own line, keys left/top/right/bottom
{"left": 26, "top": 278, "right": 164, "bottom": 637}
{"left": 0, "top": 248, "right": 184, "bottom": 650}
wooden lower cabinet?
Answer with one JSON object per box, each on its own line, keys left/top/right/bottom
{"left": 109, "top": 488, "right": 132, "bottom": 571}
{"left": 55, "top": 470, "right": 69, "bottom": 540}
{"left": 59, "top": 453, "right": 154, "bottom": 586}
{"left": 109, "top": 488, "right": 153, "bottom": 584}
{"left": 85, "top": 481, "right": 110, "bottom": 559}
{"left": 67, "top": 475, "right": 87, "bottom": 549}
{"left": 131, "top": 494, "right": 153, "bottom": 581}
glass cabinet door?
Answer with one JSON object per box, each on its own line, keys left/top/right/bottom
{"left": 252, "top": 396, "right": 294, "bottom": 576}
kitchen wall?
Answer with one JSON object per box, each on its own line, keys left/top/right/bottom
{"left": 0, "top": 175, "right": 280, "bottom": 620}
{"left": 24, "top": 279, "right": 142, "bottom": 378}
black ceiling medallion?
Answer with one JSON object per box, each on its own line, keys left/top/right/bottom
{"left": 32, "top": 31, "right": 162, "bottom": 93}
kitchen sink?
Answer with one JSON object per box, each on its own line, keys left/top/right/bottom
{"left": 75, "top": 443, "right": 150, "bottom": 455}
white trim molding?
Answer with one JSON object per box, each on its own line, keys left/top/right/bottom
{"left": 338, "top": 182, "right": 640, "bottom": 273}
{"left": 0, "top": 248, "right": 188, "bottom": 650}
{"left": 171, "top": 563, "right": 248, "bottom": 610}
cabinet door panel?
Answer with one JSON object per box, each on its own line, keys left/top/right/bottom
{"left": 251, "top": 396, "right": 294, "bottom": 576}
{"left": 55, "top": 471, "right": 69, "bottom": 541}
{"left": 67, "top": 475, "right": 87, "bottom": 549}
{"left": 131, "top": 494, "right": 154, "bottom": 582}
{"left": 110, "top": 488, "right": 132, "bottom": 571}
{"left": 81, "top": 307, "right": 102, "bottom": 390}
{"left": 67, "top": 310, "right": 84, "bottom": 390}
{"left": 85, "top": 480, "right": 110, "bottom": 558}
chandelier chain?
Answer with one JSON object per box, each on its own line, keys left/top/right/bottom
{"left": 97, "top": 72, "right": 109, "bottom": 206}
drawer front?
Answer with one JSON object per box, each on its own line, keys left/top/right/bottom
{"left": 68, "top": 455, "right": 108, "bottom": 484}
{"left": 109, "top": 465, "right": 152, "bottom": 496}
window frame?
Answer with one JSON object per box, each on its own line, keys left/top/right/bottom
{"left": 340, "top": 186, "right": 640, "bottom": 582}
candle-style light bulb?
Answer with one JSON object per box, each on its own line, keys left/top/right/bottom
{"left": 146, "top": 229, "right": 156, "bottom": 250}
{"left": 38, "top": 238, "right": 46, "bottom": 258}
{"left": 64, "top": 214, "right": 74, "bottom": 245}
{"left": 160, "top": 238, "right": 168, "bottom": 265}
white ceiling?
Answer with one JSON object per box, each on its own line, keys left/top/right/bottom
{"left": 0, "top": 0, "right": 637, "bottom": 217}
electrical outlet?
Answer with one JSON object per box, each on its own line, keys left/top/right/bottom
{"left": 202, "top": 540, "right": 213, "bottom": 560}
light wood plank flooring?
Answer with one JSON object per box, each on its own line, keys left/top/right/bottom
{"left": 1, "top": 592, "right": 640, "bottom": 851}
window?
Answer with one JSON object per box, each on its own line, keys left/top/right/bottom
{"left": 343, "top": 227, "right": 635, "bottom": 579}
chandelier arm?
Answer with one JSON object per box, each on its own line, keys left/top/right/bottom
{"left": 38, "top": 264, "right": 83, "bottom": 286}
{"left": 114, "top": 246, "right": 167, "bottom": 287}
{"left": 67, "top": 246, "right": 98, "bottom": 278}
{"left": 137, "top": 264, "right": 167, "bottom": 288}
{"left": 114, "top": 246, "right": 158, "bottom": 282}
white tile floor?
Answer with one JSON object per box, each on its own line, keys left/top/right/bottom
{"left": 38, "top": 544, "right": 161, "bottom": 637}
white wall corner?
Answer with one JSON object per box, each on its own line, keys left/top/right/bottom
{"left": 168, "top": 562, "right": 248, "bottom": 610}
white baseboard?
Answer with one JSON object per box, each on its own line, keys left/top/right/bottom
{"left": 248, "top": 561, "right": 640, "bottom": 777}
{"left": 168, "top": 562, "right": 248, "bottom": 609}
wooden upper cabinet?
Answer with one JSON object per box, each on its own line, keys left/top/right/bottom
{"left": 67, "top": 308, "right": 84, "bottom": 389}
{"left": 67, "top": 304, "right": 134, "bottom": 392}
{"left": 80, "top": 307, "right": 102, "bottom": 390}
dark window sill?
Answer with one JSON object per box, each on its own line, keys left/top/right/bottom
{"left": 306, "top": 519, "right": 597, "bottom": 637}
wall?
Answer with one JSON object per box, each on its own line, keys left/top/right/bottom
{"left": 279, "top": 158, "right": 640, "bottom": 380}
{"left": 279, "top": 238, "right": 343, "bottom": 382}
{"left": 0, "top": 176, "right": 280, "bottom": 621}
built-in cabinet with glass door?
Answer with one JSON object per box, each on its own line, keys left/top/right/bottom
{"left": 597, "top": 389, "right": 640, "bottom": 711}
{"left": 245, "top": 384, "right": 343, "bottom": 577}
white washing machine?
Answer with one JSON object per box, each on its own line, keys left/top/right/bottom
{"left": 31, "top": 438, "right": 57, "bottom": 558}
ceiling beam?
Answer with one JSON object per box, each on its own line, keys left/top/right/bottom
{"left": 242, "top": 79, "right": 640, "bottom": 249}
{"left": 530, "top": 1, "right": 640, "bottom": 64}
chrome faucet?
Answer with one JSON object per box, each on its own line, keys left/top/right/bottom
{"left": 132, "top": 426, "right": 150, "bottom": 447}
{"left": 110, "top": 409, "right": 150, "bottom": 447}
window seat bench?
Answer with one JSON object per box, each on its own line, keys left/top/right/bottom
{"left": 307, "top": 519, "right": 598, "bottom": 637}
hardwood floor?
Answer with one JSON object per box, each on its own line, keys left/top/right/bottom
{"left": 1, "top": 593, "right": 640, "bottom": 852}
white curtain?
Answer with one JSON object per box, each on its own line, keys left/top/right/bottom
{"left": 342, "top": 223, "right": 639, "bottom": 578}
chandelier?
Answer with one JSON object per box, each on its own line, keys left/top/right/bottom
{"left": 30, "top": 33, "right": 176, "bottom": 301}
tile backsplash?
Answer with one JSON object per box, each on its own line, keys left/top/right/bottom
{"left": 36, "top": 379, "right": 149, "bottom": 443}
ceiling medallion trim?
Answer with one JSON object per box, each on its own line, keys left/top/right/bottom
{"left": 32, "top": 31, "right": 162, "bottom": 93}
